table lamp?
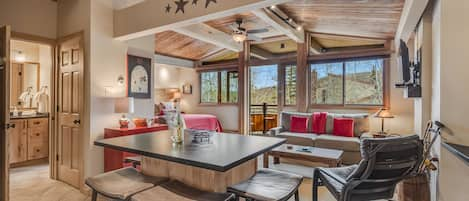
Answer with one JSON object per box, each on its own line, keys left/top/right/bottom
{"left": 374, "top": 108, "right": 394, "bottom": 134}
{"left": 115, "top": 97, "right": 134, "bottom": 128}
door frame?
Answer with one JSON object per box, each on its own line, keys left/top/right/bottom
{"left": 10, "top": 32, "right": 58, "bottom": 179}
{"left": 1, "top": 25, "right": 12, "bottom": 201}
{"left": 55, "top": 31, "right": 85, "bottom": 192}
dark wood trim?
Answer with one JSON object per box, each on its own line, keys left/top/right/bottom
{"left": 296, "top": 32, "right": 310, "bottom": 112}
{"left": 310, "top": 32, "right": 389, "bottom": 42}
{"left": 238, "top": 41, "right": 250, "bottom": 135}
{"left": 277, "top": 64, "right": 285, "bottom": 112}
{"left": 155, "top": 51, "right": 197, "bottom": 62}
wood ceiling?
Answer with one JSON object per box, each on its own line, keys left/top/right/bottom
{"left": 154, "top": 0, "right": 403, "bottom": 62}
{"left": 278, "top": 0, "right": 405, "bottom": 39}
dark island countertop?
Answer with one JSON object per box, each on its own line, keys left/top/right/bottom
{"left": 442, "top": 142, "right": 469, "bottom": 166}
{"left": 94, "top": 131, "right": 286, "bottom": 172}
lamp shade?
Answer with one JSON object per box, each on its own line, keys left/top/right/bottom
{"left": 114, "top": 97, "right": 134, "bottom": 114}
{"left": 374, "top": 108, "right": 394, "bottom": 118}
{"left": 173, "top": 92, "right": 182, "bottom": 99}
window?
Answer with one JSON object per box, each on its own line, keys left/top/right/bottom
{"left": 284, "top": 65, "right": 296, "bottom": 105}
{"left": 200, "top": 71, "right": 238, "bottom": 104}
{"left": 200, "top": 72, "right": 218, "bottom": 103}
{"left": 250, "top": 65, "right": 278, "bottom": 105}
{"left": 310, "top": 58, "right": 385, "bottom": 106}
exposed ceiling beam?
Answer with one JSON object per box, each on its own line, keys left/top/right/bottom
{"left": 114, "top": 0, "right": 293, "bottom": 40}
{"left": 394, "top": 0, "right": 430, "bottom": 49}
{"left": 250, "top": 46, "right": 274, "bottom": 60}
{"left": 310, "top": 38, "right": 325, "bottom": 54}
{"left": 201, "top": 48, "right": 231, "bottom": 61}
{"left": 250, "top": 35, "right": 290, "bottom": 44}
{"left": 325, "top": 44, "right": 386, "bottom": 53}
{"left": 173, "top": 23, "right": 242, "bottom": 52}
{"left": 155, "top": 54, "right": 195, "bottom": 68}
{"left": 310, "top": 32, "right": 387, "bottom": 43}
{"left": 252, "top": 8, "right": 304, "bottom": 43}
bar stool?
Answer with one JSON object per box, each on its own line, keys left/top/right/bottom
{"left": 131, "top": 180, "right": 236, "bottom": 201}
{"left": 85, "top": 167, "right": 167, "bottom": 201}
{"left": 228, "top": 169, "right": 303, "bottom": 201}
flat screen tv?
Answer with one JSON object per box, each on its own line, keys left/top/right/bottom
{"left": 398, "top": 39, "right": 411, "bottom": 83}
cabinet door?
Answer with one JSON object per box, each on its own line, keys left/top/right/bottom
{"left": 8, "top": 120, "right": 27, "bottom": 164}
{"left": 27, "top": 118, "right": 49, "bottom": 160}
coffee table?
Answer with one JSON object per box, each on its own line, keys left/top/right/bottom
{"left": 264, "top": 144, "right": 344, "bottom": 168}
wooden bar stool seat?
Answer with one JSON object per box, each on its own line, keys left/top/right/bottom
{"left": 132, "top": 180, "right": 235, "bottom": 201}
{"left": 227, "top": 169, "right": 303, "bottom": 201}
{"left": 85, "top": 167, "right": 167, "bottom": 201}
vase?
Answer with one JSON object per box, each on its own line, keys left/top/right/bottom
{"left": 171, "top": 126, "right": 184, "bottom": 144}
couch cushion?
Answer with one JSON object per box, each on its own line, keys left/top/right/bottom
{"left": 281, "top": 112, "right": 313, "bottom": 132}
{"left": 277, "top": 132, "right": 317, "bottom": 147}
{"left": 312, "top": 112, "right": 327, "bottom": 134}
{"left": 315, "top": 135, "right": 360, "bottom": 152}
{"left": 333, "top": 118, "right": 354, "bottom": 137}
{"left": 290, "top": 116, "right": 309, "bottom": 133}
{"left": 326, "top": 113, "right": 369, "bottom": 137}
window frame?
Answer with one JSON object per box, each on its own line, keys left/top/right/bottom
{"left": 282, "top": 63, "right": 298, "bottom": 107}
{"left": 199, "top": 70, "right": 239, "bottom": 105}
{"left": 309, "top": 56, "right": 390, "bottom": 109}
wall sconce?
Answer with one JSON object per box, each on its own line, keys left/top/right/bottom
{"left": 15, "top": 50, "right": 26, "bottom": 62}
{"left": 117, "top": 75, "right": 125, "bottom": 86}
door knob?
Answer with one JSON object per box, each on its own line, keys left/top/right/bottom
{"left": 73, "top": 120, "right": 81, "bottom": 125}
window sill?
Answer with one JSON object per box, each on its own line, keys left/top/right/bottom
{"left": 199, "top": 103, "right": 239, "bottom": 107}
{"left": 310, "top": 104, "right": 385, "bottom": 110}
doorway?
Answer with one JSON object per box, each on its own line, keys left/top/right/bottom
{"left": 248, "top": 64, "right": 279, "bottom": 135}
{"left": 7, "top": 38, "right": 54, "bottom": 199}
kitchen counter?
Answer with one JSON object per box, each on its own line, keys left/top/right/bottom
{"left": 10, "top": 113, "right": 49, "bottom": 120}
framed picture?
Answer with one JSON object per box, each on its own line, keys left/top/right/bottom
{"left": 127, "top": 54, "right": 151, "bottom": 99}
{"left": 182, "top": 84, "right": 192, "bottom": 94}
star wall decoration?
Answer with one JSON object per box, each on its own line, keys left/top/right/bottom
{"left": 192, "top": 0, "right": 199, "bottom": 5}
{"left": 165, "top": 4, "right": 172, "bottom": 13}
{"left": 205, "top": 0, "right": 217, "bottom": 8}
{"left": 175, "top": 0, "right": 189, "bottom": 14}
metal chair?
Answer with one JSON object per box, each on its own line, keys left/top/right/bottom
{"left": 312, "top": 135, "right": 423, "bottom": 201}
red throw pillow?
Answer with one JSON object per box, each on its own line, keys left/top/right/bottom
{"left": 333, "top": 118, "right": 354, "bottom": 137}
{"left": 312, "top": 112, "right": 327, "bottom": 134}
{"left": 290, "top": 116, "right": 309, "bottom": 133}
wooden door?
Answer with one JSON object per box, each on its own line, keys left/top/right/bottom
{"left": 0, "top": 25, "right": 11, "bottom": 201}
{"left": 57, "top": 34, "right": 84, "bottom": 189}
{"left": 8, "top": 120, "right": 27, "bottom": 164}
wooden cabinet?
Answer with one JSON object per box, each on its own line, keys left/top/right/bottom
{"left": 8, "top": 117, "right": 49, "bottom": 165}
{"left": 8, "top": 120, "right": 28, "bottom": 164}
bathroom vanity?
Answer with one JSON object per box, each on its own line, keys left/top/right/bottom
{"left": 9, "top": 114, "right": 49, "bottom": 165}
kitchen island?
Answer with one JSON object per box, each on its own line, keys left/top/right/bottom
{"left": 94, "top": 131, "right": 285, "bottom": 192}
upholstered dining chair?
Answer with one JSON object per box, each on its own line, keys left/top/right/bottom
{"left": 312, "top": 135, "right": 424, "bottom": 201}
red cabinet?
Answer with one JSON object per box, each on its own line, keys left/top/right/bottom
{"left": 104, "top": 124, "right": 168, "bottom": 172}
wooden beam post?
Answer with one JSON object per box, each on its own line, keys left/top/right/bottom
{"left": 296, "top": 32, "right": 310, "bottom": 112}
{"left": 238, "top": 41, "right": 250, "bottom": 134}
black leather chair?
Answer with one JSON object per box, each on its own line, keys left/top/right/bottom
{"left": 313, "top": 135, "right": 423, "bottom": 201}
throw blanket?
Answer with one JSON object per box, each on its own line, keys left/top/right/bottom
{"left": 182, "top": 114, "right": 223, "bottom": 132}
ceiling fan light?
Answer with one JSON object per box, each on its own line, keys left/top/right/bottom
{"left": 233, "top": 33, "right": 247, "bottom": 43}
{"left": 296, "top": 26, "right": 303, "bottom": 31}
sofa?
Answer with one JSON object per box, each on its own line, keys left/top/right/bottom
{"left": 270, "top": 111, "right": 370, "bottom": 165}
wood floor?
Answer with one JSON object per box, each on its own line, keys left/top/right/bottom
{"left": 9, "top": 162, "right": 337, "bottom": 201}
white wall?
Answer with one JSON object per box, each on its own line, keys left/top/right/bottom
{"left": 154, "top": 64, "right": 240, "bottom": 131}
{"left": 0, "top": 0, "right": 57, "bottom": 39}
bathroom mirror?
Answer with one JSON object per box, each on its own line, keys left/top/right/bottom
{"left": 10, "top": 62, "right": 40, "bottom": 109}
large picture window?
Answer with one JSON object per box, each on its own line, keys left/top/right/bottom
{"left": 310, "top": 58, "right": 385, "bottom": 107}
{"left": 200, "top": 71, "right": 238, "bottom": 104}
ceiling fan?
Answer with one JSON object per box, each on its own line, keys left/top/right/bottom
{"left": 231, "top": 19, "right": 269, "bottom": 43}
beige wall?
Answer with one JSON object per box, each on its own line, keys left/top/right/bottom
{"left": 0, "top": 0, "right": 57, "bottom": 39}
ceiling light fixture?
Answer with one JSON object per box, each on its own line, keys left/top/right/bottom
{"left": 232, "top": 32, "right": 247, "bottom": 43}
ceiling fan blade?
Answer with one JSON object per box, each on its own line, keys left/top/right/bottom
{"left": 247, "top": 35, "right": 262, "bottom": 42}
{"left": 247, "top": 28, "right": 270, "bottom": 34}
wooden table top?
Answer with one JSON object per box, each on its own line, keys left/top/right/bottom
{"left": 95, "top": 131, "right": 286, "bottom": 172}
